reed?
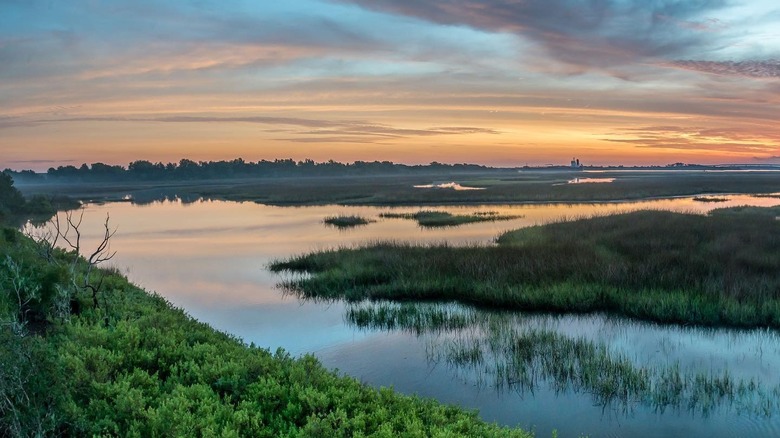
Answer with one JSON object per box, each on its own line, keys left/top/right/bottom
{"left": 344, "top": 302, "right": 780, "bottom": 417}
{"left": 272, "top": 207, "right": 780, "bottom": 328}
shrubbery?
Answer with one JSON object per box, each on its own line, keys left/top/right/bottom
{"left": 0, "top": 176, "right": 528, "bottom": 438}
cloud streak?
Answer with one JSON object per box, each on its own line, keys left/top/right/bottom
{"left": 0, "top": 114, "right": 499, "bottom": 141}
{"left": 667, "top": 60, "right": 780, "bottom": 78}
{"left": 337, "top": 0, "right": 730, "bottom": 71}
{"left": 603, "top": 125, "right": 780, "bottom": 154}
{"left": 2, "top": 0, "right": 780, "bottom": 167}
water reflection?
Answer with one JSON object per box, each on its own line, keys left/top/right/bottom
{"left": 29, "top": 195, "right": 780, "bottom": 353}
{"left": 26, "top": 195, "right": 780, "bottom": 437}
{"left": 413, "top": 182, "right": 485, "bottom": 190}
{"left": 343, "top": 301, "right": 780, "bottom": 418}
{"left": 567, "top": 177, "right": 616, "bottom": 184}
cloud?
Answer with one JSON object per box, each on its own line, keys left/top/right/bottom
{"left": 274, "top": 136, "right": 381, "bottom": 144}
{"left": 666, "top": 60, "right": 780, "bottom": 78}
{"left": 603, "top": 125, "right": 780, "bottom": 153}
{"left": 654, "top": 15, "right": 726, "bottom": 32}
{"left": 751, "top": 156, "right": 780, "bottom": 163}
{"left": 336, "top": 0, "right": 729, "bottom": 70}
{"left": 2, "top": 114, "right": 499, "bottom": 142}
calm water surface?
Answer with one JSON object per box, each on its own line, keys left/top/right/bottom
{"left": 46, "top": 195, "right": 780, "bottom": 437}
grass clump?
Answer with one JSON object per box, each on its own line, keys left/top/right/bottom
{"left": 272, "top": 207, "right": 780, "bottom": 328}
{"left": 323, "top": 214, "right": 374, "bottom": 229}
{"left": 344, "top": 302, "right": 780, "bottom": 417}
{"left": 692, "top": 196, "right": 730, "bottom": 203}
{"left": 380, "top": 210, "right": 521, "bottom": 227}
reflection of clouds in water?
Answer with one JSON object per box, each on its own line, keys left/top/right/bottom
{"left": 567, "top": 177, "right": 616, "bottom": 184}
{"left": 117, "top": 222, "right": 296, "bottom": 238}
{"left": 29, "top": 197, "right": 780, "bottom": 437}
{"left": 345, "top": 301, "right": 780, "bottom": 418}
{"left": 413, "top": 182, "right": 486, "bottom": 190}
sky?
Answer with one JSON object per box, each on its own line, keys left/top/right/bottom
{"left": 1, "top": 0, "right": 779, "bottom": 170}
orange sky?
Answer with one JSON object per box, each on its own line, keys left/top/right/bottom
{"left": 2, "top": 1, "right": 779, "bottom": 170}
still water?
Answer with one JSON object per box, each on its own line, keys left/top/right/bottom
{"left": 45, "top": 195, "right": 780, "bottom": 437}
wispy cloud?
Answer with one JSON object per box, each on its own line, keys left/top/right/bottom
{"left": 603, "top": 125, "right": 780, "bottom": 154}
{"left": 336, "top": 0, "right": 730, "bottom": 71}
{"left": 1, "top": 114, "right": 499, "bottom": 141}
{"left": 752, "top": 155, "right": 780, "bottom": 163}
{"left": 2, "top": 0, "right": 779, "bottom": 166}
{"left": 666, "top": 60, "right": 780, "bottom": 78}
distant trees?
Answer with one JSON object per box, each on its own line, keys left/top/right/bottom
{"left": 0, "top": 173, "right": 26, "bottom": 219}
{"left": 19, "top": 158, "right": 488, "bottom": 182}
{"left": 0, "top": 172, "right": 79, "bottom": 225}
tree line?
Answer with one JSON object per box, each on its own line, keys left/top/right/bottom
{"left": 0, "top": 173, "right": 78, "bottom": 224}
{"left": 5, "top": 158, "right": 491, "bottom": 182}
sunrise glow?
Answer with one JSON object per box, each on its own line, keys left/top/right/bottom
{"left": 2, "top": 0, "right": 779, "bottom": 170}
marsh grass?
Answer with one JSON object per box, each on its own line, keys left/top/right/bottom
{"left": 380, "top": 210, "right": 522, "bottom": 227}
{"left": 692, "top": 196, "right": 730, "bottom": 203}
{"left": 22, "top": 170, "right": 780, "bottom": 206}
{"left": 323, "top": 215, "right": 374, "bottom": 228}
{"left": 346, "top": 301, "right": 479, "bottom": 335}
{"left": 344, "top": 302, "right": 780, "bottom": 417}
{"left": 271, "top": 207, "right": 780, "bottom": 328}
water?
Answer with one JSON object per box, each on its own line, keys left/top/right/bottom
{"left": 413, "top": 182, "right": 486, "bottom": 190}
{"left": 34, "top": 194, "right": 780, "bottom": 437}
{"left": 567, "top": 177, "right": 616, "bottom": 184}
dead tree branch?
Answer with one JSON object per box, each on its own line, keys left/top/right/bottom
{"left": 27, "top": 208, "right": 118, "bottom": 310}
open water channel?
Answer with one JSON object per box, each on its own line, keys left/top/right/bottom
{"left": 39, "top": 194, "right": 780, "bottom": 437}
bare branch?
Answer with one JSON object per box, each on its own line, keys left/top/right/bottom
{"left": 87, "top": 214, "right": 117, "bottom": 265}
{"left": 27, "top": 208, "right": 119, "bottom": 311}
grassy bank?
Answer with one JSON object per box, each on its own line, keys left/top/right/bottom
{"left": 0, "top": 234, "right": 530, "bottom": 435}
{"left": 380, "top": 211, "right": 521, "bottom": 227}
{"left": 272, "top": 207, "right": 780, "bottom": 328}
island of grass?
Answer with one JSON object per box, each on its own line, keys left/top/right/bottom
{"left": 692, "top": 196, "right": 730, "bottom": 203}
{"left": 323, "top": 214, "right": 374, "bottom": 228}
{"left": 272, "top": 206, "right": 780, "bottom": 329}
{"left": 380, "top": 210, "right": 522, "bottom": 227}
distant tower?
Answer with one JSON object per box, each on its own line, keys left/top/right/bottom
{"left": 571, "top": 158, "right": 577, "bottom": 168}
{"left": 576, "top": 158, "right": 580, "bottom": 167}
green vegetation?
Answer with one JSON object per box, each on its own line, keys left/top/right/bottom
{"left": 272, "top": 207, "right": 780, "bottom": 328}
{"left": 29, "top": 158, "right": 490, "bottom": 182}
{"left": 0, "top": 172, "right": 79, "bottom": 225}
{"left": 0, "top": 177, "right": 530, "bottom": 436}
{"left": 380, "top": 210, "right": 521, "bottom": 227}
{"left": 345, "top": 302, "right": 780, "bottom": 416}
{"left": 692, "top": 196, "right": 730, "bottom": 203}
{"left": 323, "top": 215, "right": 374, "bottom": 229}
{"left": 18, "top": 167, "right": 780, "bottom": 207}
